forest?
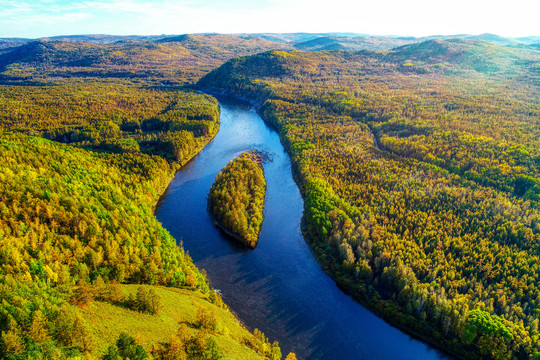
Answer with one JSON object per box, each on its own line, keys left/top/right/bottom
{"left": 0, "top": 128, "right": 290, "bottom": 360}
{"left": 1, "top": 31, "right": 539, "bottom": 359}
{"left": 198, "top": 40, "right": 540, "bottom": 359}
{"left": 208, "top": 152, "right": 266, "bottom": 248}
{"left": 0, "top": 35, "right": 296, "bottom": 360}
{"left": 0, "top": 82, "right": 220, "bottom": 163}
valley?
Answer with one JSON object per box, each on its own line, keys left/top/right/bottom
{"left": 0, "top": 31, "right": 538, "bottom": 359}
{"left": 155, "top": 96, "right": 449, "bottom": 359}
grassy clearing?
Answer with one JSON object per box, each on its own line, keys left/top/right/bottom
{"left": 78, "top": 284, "right": 264, "bottom": 359}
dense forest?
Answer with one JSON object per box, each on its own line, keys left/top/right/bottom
{"left": 209, "top": 152, "right": 267, "bottom": 248}
{"left": 0, "top": 35, "right": 297, "bottom": 359}
{"left": 0, "top": 131, "right": 289, "bottom": 359}
{"left": 198, "top": 40, "right": 540, "bottom": 359}
{"left": 0, "top": 82, "right": 220, "bottom": 163}
{"left": 1, "top": 31, "right": 539, "bottom": 359}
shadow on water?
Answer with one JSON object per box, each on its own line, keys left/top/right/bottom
{"left": 155, "top": 96, "right": 452, "bottom": 360}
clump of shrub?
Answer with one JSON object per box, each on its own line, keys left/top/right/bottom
{"left": 125, "top": 286, "right": 163, "bottom": 315}
{"left": 102, "top": 332, "right": 148, "bottom": 360}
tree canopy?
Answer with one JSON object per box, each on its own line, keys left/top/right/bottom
{"left": 209, "top": 152, "right": 266, "bottom": 248}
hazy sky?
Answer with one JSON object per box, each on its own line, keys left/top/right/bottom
{"left": 0, "top": 0, "right": 537, "bottom": 38}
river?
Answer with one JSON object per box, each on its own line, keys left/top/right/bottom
{"left": 155, "top": 97, "right": 451, "bottom": 360}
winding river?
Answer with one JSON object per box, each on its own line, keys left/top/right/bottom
{"left": 155, "top": 97, "right": 450, "bottom": 360}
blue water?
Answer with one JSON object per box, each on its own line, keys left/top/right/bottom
{"left": 155, "top": 97, "right": 451, "bottom": 360}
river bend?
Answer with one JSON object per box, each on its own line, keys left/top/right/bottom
{"left": 155, "top": 97, "right": 450, "bottom": 360}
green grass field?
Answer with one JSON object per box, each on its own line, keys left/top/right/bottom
{"left": 79, "top": 285, "right": 265, "bottom": 359}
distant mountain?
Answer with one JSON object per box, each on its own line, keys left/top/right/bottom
{"left": 0, "top": 38, "right": 31, "bottom": 52}
{"left": 156, "top": 33, "right": 197, "bottom": 43}
{"left": 391, "top": 39, "right": 485, "bottom": 62}
{"left": 1, "top": 32, "right": 539, "bottom": 52}
{"left": 462, "top": 33, "right": 519, "bottom": 45}
{"left": 410, "top": 33, "right": 517, "bottom": 45}
{"left": 291, "top": 35, "right": 539, "bottom": 64}
{"left": 242, "top": 32, "right": 539, "bottom": 48}
{"left": 239, "top": 32, "right": 370, "bottom": 43}
{"left": 294, "top": 36, "right": 417, "bottom": 51}
{"left": 0, "top": 40, "right": 110, "bottom": 70}
{"left": 386, "top": 39, "right": 540, "bottom": 75}
{"left": 0, "top": 34, "right": 289, "bottom": 83}
{"left": 515, "top": 36, "right": 540, "bottom": 44}
{"left": 156, "top": 33, "right": 290, "bottom": 50}
{"left": 199, "top": 39, "right": 539, "bottom": 91}
{"left": 40, "top": 34, "right": 169, "bottom": 44}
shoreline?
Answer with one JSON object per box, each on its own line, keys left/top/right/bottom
{"left": 209, "top": 212, "right": 257, "bottom": 249}
{"left": 152, "top": 111, "right": 221, "bottom": 212}
{"left": 197, "top": 86, "right": 462, "bottom": 360}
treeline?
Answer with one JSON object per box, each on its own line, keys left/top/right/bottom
{"left": 208, "top": 152, "right": 266, "bottom": 248}
{"left": 198, "top": 42, "right": 540, "bottom": 359}
{"left": 0, "top": 82, "right": 220, "bottom": 163}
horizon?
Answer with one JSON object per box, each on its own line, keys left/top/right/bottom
{"left": 2, "top": 31, "right": 539, "bottom": 42}
{"left": 0, "top": 0, "right": 538, "bottom": 39}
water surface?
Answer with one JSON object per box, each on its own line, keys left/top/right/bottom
{"left": 155, "top": 97, "right": 450, "bottom": 359}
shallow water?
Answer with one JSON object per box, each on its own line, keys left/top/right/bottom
{"left": 155, "top": 97, "right": 451, "bottom": 359}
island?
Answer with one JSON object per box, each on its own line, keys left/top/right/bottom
{"left": 209, "top": 151, "right": 266, "bottom": 248}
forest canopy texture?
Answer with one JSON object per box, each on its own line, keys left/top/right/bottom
{"left": 0, "top": 35, "right": 290, "bottom": 360}
{"left": 198, "top": 40, "right": 540, "bottom": 359}
{"left": 0, "top": 32, "right": 539, "bottom": 359}
{"left": 209, "top": 152, "right": 266, "bottom": 248}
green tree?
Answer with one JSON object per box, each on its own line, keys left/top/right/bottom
{"left": 196, "top": 307, "right": 218, "bottom": 331}
{"left": 116, "top": 332, "right": 148, "bottom": 360}
{"left": 271, "top": 341, "right": 282, "bottom": 360}
{"left": 204, "top": 337, "right": 223, "bottom": 360}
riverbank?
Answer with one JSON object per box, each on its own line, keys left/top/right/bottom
{"left": 152, "top": 111, "right": 221, "bottom": 212}
{"left": 210, "top": 214, "right": 256, "bottom": 248}
{"left": 155, "top": 95, "right": 450, "bottom": 359}
{"left": 255, "top": 99, "right": 462, "bottom": 360}
{"left": 197, "top": 88, "right": 460, "bottom": 359}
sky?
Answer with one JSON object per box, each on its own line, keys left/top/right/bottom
{"left": 0, "top": 0, "right": 537, "bottom": 39}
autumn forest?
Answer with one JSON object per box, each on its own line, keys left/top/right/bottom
{"left": 0, "top": 31, "right": 539, "bottom": 360}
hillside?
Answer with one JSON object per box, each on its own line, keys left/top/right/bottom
{"left": 81, "top": 284, "right": 271, "bottom": 359}
{"left": 0, "top": 83, "right": 220, "bottom": 163}
{"left": 0, "top": 34, "right": 535, "bottom": 86}
{"left": 198, "top": 40, "right": 540, "bottom": 359}
{"left": 386, "top": 39, "right": 538, "bottom": 74}
{"left": 0, "top": 133, "right": 286, "bottom": 359}
{"left": 294, "top": 36, "right": 416, "bottom": 51}
{"left": 0, "top": 34, "right": 290, "bottom": 84}
{"left": 201, "top": 39, "right": 539, "bottom": 81}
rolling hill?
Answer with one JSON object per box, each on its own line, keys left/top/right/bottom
{"left": 0, "top": 34, "right": 290, "bottom": 84}
{"left": 293, "top": 36, "right": 415, "bottom": 51}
